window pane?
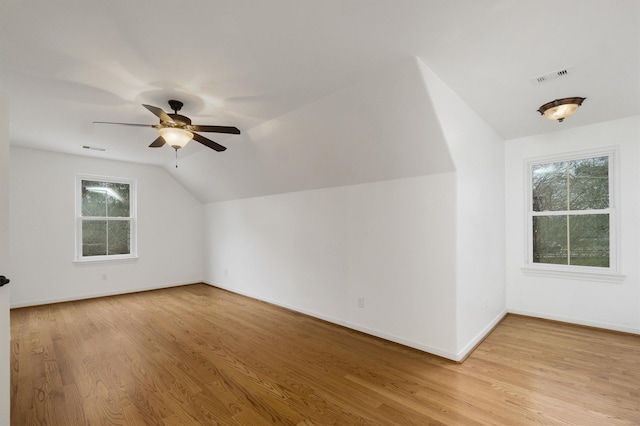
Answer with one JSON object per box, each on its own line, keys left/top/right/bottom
{"left": 77, "top": 176, "right": 136, "bottom": 260}
{"left": 532, "top": 162, "right": 568, "bottom": 211}
{"left": 82, "top": 220, "right": 107, "bottom": 256}
{"left": 569, "top": 156, "right": 609, "bottom": 210}
{"left": 108, "top": 221, "right": 131, "bottom": 255}
{"left": 106, "top": 182, "right": 130, "bottom": 217}
{"left": 569, "top": 214, "right": 609, "bottom": 267}
{"left": 81, "top": 180, "right": 130, "bottom": 218}
{"left": 533, "top": 216, "right": 567, "bottom": 265}
{"left": 82, "top": 180, "right": 107, "bottom": 217}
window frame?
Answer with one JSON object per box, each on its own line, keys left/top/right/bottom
{"left": 75, "top": 174, "right": 138, "bottom": 262}
{"left": 524, "top": 147, "right": 619, "bottom": 276}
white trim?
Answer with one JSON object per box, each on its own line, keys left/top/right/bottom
{"left": 524, "top": 147, "right": 619, "bottom": 275}
{"left": 10, "top": 281, "right": 194, "bottom": 309}
{"left": 204, "top": 281, "right": 462, "bottom": 361}
{"left": 206, "top": 282, "right": 640, "bottom": 360}
{"left": 73, "top": 255, "right": 139, "bottom": 264}
{"left": 455, "top": 310, "right": 508, "bottom": 361}
{"left": 508, "top": 308, "right": 640, "bottom": 335}
{"left": 75, "top": 174, "right": 137, "bottom": 262}
{"left": 521, "top": 266, "right": 626, "bottom": 283}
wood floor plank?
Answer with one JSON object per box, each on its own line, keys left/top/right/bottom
{"left": 10, "top": 284, "right": 640, "bottom": 425}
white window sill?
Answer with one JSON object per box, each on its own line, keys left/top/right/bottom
{"left": 74, "top": 256, "right": 139, "bottom": 265}
{"left": 521, "top": 266, "right": 625, "bottom": 283}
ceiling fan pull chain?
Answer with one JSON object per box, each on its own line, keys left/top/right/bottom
{"left": 175, "top": 148, "right": 179, "bottom": 168}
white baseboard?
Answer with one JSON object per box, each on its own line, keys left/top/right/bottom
{"left": 456, "top": 309, "right": 508, "bottom": 361}
{"left": 22, "top": 281, "right": 635, "bottom": 362}
{"left": 10, "top": 281, "right": 197, "bottom": 309}
{"left": 507, "top": 308, "right": 640, "bottom": 335}
{"left": 205, "top": 281, "right": 462, "bottom": 361}
{"left": 206, "top": 282, "right": 640, "bottom": 361}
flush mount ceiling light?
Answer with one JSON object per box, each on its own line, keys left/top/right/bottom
{"left": 537, "top": 97, "right": 586, "bottom": 122}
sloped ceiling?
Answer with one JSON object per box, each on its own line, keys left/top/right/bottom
{"left": 1, "top": 0, "right": 639, "bottom": 201}
{"left": 173, "top": 58, "right": 453, "bottom": 202}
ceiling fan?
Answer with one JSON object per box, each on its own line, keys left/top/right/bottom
{"left": 94, "top": 100, "right": 240, "bottom": 153}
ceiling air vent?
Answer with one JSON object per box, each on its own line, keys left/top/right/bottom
{"left": 82, "top": 145, "right": 106, "bottom": 152}
{"left": 531, "top": 66, "right": 573, "bottom": 85}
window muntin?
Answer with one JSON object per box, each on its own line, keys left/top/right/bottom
{"left": 76, "top": 175, "right": 136, "bottom": 261}
{"left": 528, "top": 152, "right": 614, "bottom": 271}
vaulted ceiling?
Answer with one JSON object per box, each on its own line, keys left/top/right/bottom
{"left": 1, "top": 0, "right": 638, "bottom": 201}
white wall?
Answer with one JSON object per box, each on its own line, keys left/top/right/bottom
{"left": 417, "top": 60, "right": 507, "bottom": 355}
{"left": 0, "top": 94, "right": 11, "bottom": 426}
{"left": 202, "top": 58, "right": 511, "bottom": 360}
{"left": 201, "top": 58, "right": 470, "bottom": 359}
{"left": 505, "top": 116, "right": 640, "bottom": 333}
{"left": 205, "top": 174, "right": 459, "bottom": 358}
{"left": 10, "top": 147, "right": 204, "bottom": 307}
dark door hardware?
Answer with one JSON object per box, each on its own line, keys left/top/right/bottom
{"left": 0, "top": 276, "right": 9, "bottom": 287}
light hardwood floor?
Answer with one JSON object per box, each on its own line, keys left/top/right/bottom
{"left": 10, "top": 284, "right": 640, "bottom": 425}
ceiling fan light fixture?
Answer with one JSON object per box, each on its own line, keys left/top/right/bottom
{"left": 158, "top": 127, "right": 193, "bottom": 149}
{"left": 537, "top": 97, "right": 586, "bottom": 122}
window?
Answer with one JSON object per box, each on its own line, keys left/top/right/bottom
{"left": 75, "top": 175, "right": 137, "bottom": 261}
{"left": 527, "top": 150, "right": 616, "bottom": 272}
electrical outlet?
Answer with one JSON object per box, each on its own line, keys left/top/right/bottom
{"left": 358, "top": 297, "right": 365, "bottom": 308}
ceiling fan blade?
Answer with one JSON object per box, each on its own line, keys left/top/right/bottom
{"left": 149, "top": 136, "right": 166, "bottom": 148}
{"left": 142, "top": 104, "right": 175, "bottom": 123}
{"left": 190, "top": 125, "right": 241, "bottom": 134}
{"left": 93, "top": 121, "right": 154, "bottom": 127}
{"left": 193, "top": 132, "right": 227, "bottom": 152}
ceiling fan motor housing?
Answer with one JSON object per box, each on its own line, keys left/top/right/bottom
{"left": 168, "top": 99, "right": 184, "bottom": 113}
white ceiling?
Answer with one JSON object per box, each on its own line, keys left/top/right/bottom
{"left": 1, "top": 0, "right": 639, "bottom": 200}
